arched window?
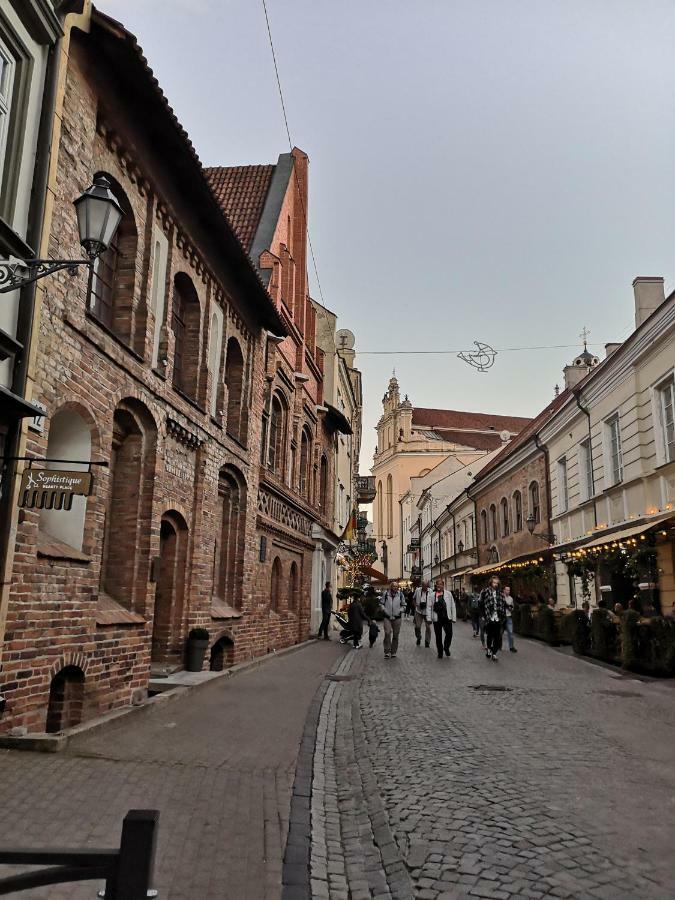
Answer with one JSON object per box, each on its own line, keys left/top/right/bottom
{"left": 288, "top": 561, "right": 299, "bottom": 611}
{"left": 271, "top": 557, "right": 282, "bottom": 612}
{"left": 386, "top": 474, "right": 393, "bottom": 538}
{"left": 171, "top": 273, "right": 201, "bottom": 398}
{"left": 529, "top": 481, "right": 541, "bottom": 525}
{"left": 39, "top": 408, "right": 92, "bottom": 552}
{"left": 225, "top": 337, "right": 247, "bottom": 444}
{"left": 480, "top": 509, "right": 488, "bottom": 543}
{"left": 489, "top": 504, "right": 497, "bottom": 542}
{"left": 214, "top": 466, "right": 247, "bottom": 611}
{"left": 89, "top": 174, "right": 137, "bottom": 342}
{"left": 513, "top": 490, "right": 523, "bottom": 531}
{"left": 101, "top": 399, "right": 157, "bottom": 613}
{"left": 501, "top": 498, "right": 510, "bottom": 537}
{"left": 319, "top": 456, "right": 328, "bottom": 512}
{"left": 300, "top": 428, "right": 311, "bottom": 498}
{"left": 268, "top": 393, "right": 287, "bottom": 476}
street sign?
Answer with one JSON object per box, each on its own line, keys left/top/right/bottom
{"left": 18, "top": 468, "right": 93, "bottom": 510}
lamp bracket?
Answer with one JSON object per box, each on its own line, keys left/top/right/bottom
{"left": 0, "top": 259, "right": 93, "bottom": 294}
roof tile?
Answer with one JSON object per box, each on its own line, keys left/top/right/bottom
{"left": 205, "top": 165, "right": 275, "bottom": 251}
{"left": 412, "top": 407, "right": 531, "bottom": 433}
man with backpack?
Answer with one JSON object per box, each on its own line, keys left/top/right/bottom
{"left": 379, "top": 580, "right": 406, "bottom": 659}
{"left": 412, "top": 579, "right": 433, "bottom": 647}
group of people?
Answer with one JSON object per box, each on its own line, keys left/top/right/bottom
{"left": 319, "top": 574, "right": 519, "bottom": 663}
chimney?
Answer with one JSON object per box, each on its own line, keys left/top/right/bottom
{"left": 604, "top": 342, "right": 621, "bottom": 358}
{"left": 563, "top": 364, "right": 588, "bottom": 390}
{"left": 633, "top": 276, "right": 665, "bottom": 328}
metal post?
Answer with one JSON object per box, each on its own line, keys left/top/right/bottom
{"left": 109, "top": 810, "right": 159, "bottom": 899}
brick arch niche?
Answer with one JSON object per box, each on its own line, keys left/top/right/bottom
{"left": 101, "top": 398, "right": 157, "bottom": 614}
{"left": 46, "top": 665, "right": 85, "bottom": 733}
{"left": 225, "top": 336, "right": 247, "bottom": 445}
{"left": 152, "top": 510, "right": 189, "bottom": 667}
{"left": 209, "top": 633, "right": 234, "bottom": 671}
{"left": 214, "top": 465, "right": 247, "bottom": 610}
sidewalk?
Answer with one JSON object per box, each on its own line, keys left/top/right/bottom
{"left": 0, "top": 639, "right": 344, "bottom": 900}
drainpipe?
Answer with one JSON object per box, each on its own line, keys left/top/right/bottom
{"left": 574, "top": 391, "right": 597, "bottom": 527}
{"left": 449, "top": 508, "right": 457, "bottom": 585}
{"left": 533, "top": 433, "right": 556, "bottom": 601}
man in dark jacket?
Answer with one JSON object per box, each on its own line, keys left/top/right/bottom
{"left": 318, "top": 581, "right": 332, "bottom": 640}
{"left": 347, "top": 597, "right": 368, "bottom": 649}
{"left": 480, "top": 575, "right": 506, "bottom": 661}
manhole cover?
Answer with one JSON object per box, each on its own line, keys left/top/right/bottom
{"left": 469, "top": 685, "right": 513, "bottom": 692}
{"left": 326, "top": 674, "right": 355, "bottom": 682}
{"left": 596, "top": 689, "right": 643, "bottom": 698}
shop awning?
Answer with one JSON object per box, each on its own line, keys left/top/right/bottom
{"left": 361, "top": 565, "right": 388, "bottom": 584}
{"left": 554, "top": 511, "right": 675, "bottom": 556}
{"left": 468, "top": 549, "right": 550, "bottom": 579}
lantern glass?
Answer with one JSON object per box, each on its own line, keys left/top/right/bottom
{"left": 526, "top": 513, "right": 536, "bottom": 535}
{"left": 74, "top": 176, "right": 123, "bottom": 259}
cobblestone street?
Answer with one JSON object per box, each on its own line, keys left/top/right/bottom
{"left": 308, "top": 620, "right": 675, "bottom": 900}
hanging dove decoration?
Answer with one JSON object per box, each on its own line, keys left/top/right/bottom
{"left": 457, "top": 341, "right": 497, "bottom": 373}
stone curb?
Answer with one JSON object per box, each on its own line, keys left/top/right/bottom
{"left": 0, "top": 638, "right": 321, "bottom": 753}
{"left": 282, "top": 645, "right": 350, "bottom": 900}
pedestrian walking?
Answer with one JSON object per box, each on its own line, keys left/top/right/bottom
{"left": 503, "top": 585, "right": 517, "bottom": 653}
{"left": 412, "top": 580, "right": 433, "bottom": 647}
{"left": 318, "top": 581, "right": 333, "bottom": 640}
{"left": 379, "top": 580, "right": 405, "bottom": 659}
{"left": 426, "top": 578, "right": 457, "bottom": 659}
{"left": 480, "top": 575, "right": 506, "bottom": 661}
{"left": 368, "top": 620, "right": 380, "bottom": 647}
{"left": 347, "top": 596, "right": 368, "bottom": 650}
{"left": 469, "top": 592, "right": 481, "bottom": 638}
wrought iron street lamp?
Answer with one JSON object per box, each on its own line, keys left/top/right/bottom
{"left": 526, "top": 513, "right": 556, "bottom": 544}
{"left": 0, "top": 176, "right": 123, "bottom": 294}
{"left": 457, "top": 540, "right": 464, "bottom": 554}
{"left": 434, "top": 554, "right": 439, "bottom": 566}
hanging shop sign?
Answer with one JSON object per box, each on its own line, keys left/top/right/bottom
{"left": 18, "top": 468, "right": 93, "bottom": 510}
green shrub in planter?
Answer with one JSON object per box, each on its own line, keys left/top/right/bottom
{"left": 512, "top": 603, "right": 522, "bottom": 633}
{"left": 536, "top": 605, "right": 558, "bottom": 645}
{"left": 557, "top": 610, "right": 576, "bottom": 646}
{"left": 643, "top": 617, "right": 675, "bottom": 676}
{"left": 590, "top": 609, "right": 619, "bottom": 663}
{"left": 621, "top": 610, "right": 640, "bottom": 671}
{"left": 569, "top": 611, "right": 591, "bottom": 656}
{"left": 518, "top": 604, "right": 534, "bottom": 637}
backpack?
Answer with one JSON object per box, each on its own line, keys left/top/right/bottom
{"left": 433, "top": 595, "right": 447, "bottom": 619}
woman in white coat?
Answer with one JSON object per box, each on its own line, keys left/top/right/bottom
{"left": 425, "top": 578, "right": 457, "bottom": 659}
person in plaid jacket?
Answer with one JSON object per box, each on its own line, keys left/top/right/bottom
{"left": 480, "top": 576, "right": 506, "bottom": 661}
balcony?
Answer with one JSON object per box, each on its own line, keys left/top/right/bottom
{"left": 356, "top": 538, "right": 377, "bottom": 558}
{"left": 356, "top": 475, "right": 376, "bottom": 504}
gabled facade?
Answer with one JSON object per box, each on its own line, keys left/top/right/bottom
{"left": 208, "top": 150, "right": 347, "bottom": 632}
{"left": 371, "top": 376, "right": 530, "bottom": 579}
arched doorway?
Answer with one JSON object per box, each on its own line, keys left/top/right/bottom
{"left": 46, "top": 666, "right": 85, "bottom": 733}
{"left": 152, "top": 511, "right": 189, "bottom": 667}
{"left": 209, "top": 635, "right": 234, "bottom": 671}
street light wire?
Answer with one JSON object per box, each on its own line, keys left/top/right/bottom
{"left": 357, "top": 343, "right": 606, "bottom": 355}
{"left": 261, "top": 0, "right": 336, "bottom": 352}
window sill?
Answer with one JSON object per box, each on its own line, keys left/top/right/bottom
{"left": 37, "top": 533, "right": 90, "bottom": 563}
{"left": 84, "top": 310, "right": 144, "bottom": 362}
{"left": 96, "top": 592, "right": 146, "bottom": 626}
{"left": 211, "top": 599, "right": 242, "bottom": 620}
{"left": 173, "top": 385, "right": 206, "bottom": 415}
{"left": 152, "top": 366, "right": 167, "bottom": 381}
{"left": 655, "top": 459, "right": 675, "bottom": 473}
{"left": 225, "top": 430, "right": 249, "bottom": 452}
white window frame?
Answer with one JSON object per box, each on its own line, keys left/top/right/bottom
{"left": 653, "top": 372, "right": 675, "bottom": 466}
{"left": 557, "top": 456, "right": 568, "bottom": 513}
{"left": 0, "top": 38, "right": 16, "bottom": 181}
{"left": 578, "top": 438, "right": 593, "bottom": 502}
{"left": 604, "top": 413, "right": 623, "bottom": 486}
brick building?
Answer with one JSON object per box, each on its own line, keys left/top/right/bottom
{"left": 0, "top": 10, "right": 342, "bottom": 734}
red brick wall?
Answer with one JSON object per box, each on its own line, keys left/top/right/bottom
{"left": 0, "top": 39, "right": 330, "bottom": 734}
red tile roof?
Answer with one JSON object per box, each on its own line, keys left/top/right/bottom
{"left": 432, "top": 429, "right": 506, "bottom": 451}
{"left": 205, "top": 165, "right": 275, "bottom": 251}
{"left": 472, "top": 389, "right": 572, "bottom": 483}
{"left": 412, "top": 407, "right": 531, "bottom": 434}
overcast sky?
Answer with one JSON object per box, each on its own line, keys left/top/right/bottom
{"left": 102, "top": 0, "right": 675, "bottom": 469}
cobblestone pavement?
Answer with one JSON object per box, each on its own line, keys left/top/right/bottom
{"left": 0, "top": 641, "right": 342, "bottom": 900}
{"left": 309, "top": 620, "right": 675, "bottom": 900}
